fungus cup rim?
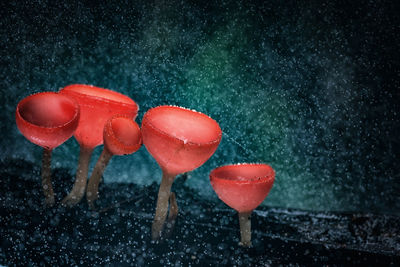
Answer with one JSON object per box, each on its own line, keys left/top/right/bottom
{"left": 60, "top": 84, "right": 138, "bottom": 113}
{"left": 16, "top": 91, "right": 80, "bottom": 130}
{"left": 104, "top": 114, "right": 142, "bottom": 155}
{"left": 210, "top": 163, "right": 275, "bottom": 185}
{"left": 142, "top": 105, "right": 222, "bottom": 147}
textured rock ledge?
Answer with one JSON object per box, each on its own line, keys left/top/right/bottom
{"left": 0, "top": 159, "right": 399, "bottom": 266}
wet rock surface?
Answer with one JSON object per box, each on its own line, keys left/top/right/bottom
{"left": 0, "top": 159, "right": 399, "bottom": 266}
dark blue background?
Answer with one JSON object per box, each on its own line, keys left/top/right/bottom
{"left": 1, "top": 0, "right": 399, "bottom": 214}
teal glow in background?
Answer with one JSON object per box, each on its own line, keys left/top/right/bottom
{"left": 1, "top": 0, "right": 399, "bottom": 213}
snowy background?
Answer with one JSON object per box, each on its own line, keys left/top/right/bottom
{"left": 1, "top": 0, "right": 399, "bottom": 213}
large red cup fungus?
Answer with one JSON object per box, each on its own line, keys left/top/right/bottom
{"left": 15, "top": 92, "right": 80, "bottom": 206}
{"left": 86, "top": 115, "right": 142, "bottom": 210}
{"left": 59, "top": 84, "right": 138, "bottom": 207}
{"left": 141, "top": 105, "right": 222, "bottom": 240}
{"left": 210, "top": 163, "right": 275, "bottom": 247}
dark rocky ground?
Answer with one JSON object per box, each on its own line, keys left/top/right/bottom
{"left": 0, "top": 158, "right": 399, "bottom": 266}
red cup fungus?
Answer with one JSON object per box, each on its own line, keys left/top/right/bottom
{"left": 86, "top": 115, "right": 142, "bottom": 210}
{"left": 210, "top": 163, "right": 275, "bottom": 247}
{"left": 15, "top": 92, "right": 80, "bottom": 206}
{"left": 141, "top": 105, "right": 222, "bottom": 240}
{"left": 59, "top": 84, "right": 138, "bottom": 207}
{"left": 14, "top": 86, "right": 275, "bottom": 249}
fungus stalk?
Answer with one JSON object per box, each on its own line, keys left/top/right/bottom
{"left": 62, "top": 146, "right": 93, "bottom": 206}
{"left": 238, "top": 212, "right": 252, "bottom": 247}
{"left": 163, "top": 192, "right": 179, "bottom": 239}
{"left": 86, "top": 148, "right": 113, "bottom": 209}
{"left": 42, "top": 148, "right": 54, "bottom": 206}
{"left": 152, "top": 172, "right": 175, "bottom": 240}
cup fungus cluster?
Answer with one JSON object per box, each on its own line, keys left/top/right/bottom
{"left": 141, "top": 105, "right": 222, "bottom": 240}
{"left": 16, "top": 92, "right": 80, "bottom": 206}
{"left": 86, "top": 115, "right": 142, "bottom": 210}
{"left": 59, "top": 84, "right": 138, "bottom": 206}
{"left": 15, "top": 84, "right": 275, "bottom": 247}
{"left": 210, "top": 163, "right": 275, "bottom": 246}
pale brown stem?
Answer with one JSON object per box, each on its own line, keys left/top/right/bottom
{"left": 167, "top": 192, "right": 178, "bottom": 222}
{"left": 163, "top": 192, "right": 179, "bottom": 239}
{"left": 151, "top": 172, "right": 175, "bottom": 240}
{"left": 239, "top": 211, "right": 252, "bottom": 247}
{"left": 41, "top": 148, "right": 54, "bottom": 207}
{"left": 62, "top": 146, "right": 93, "bottom": 207}
{"left": 86, "top": 148, "right": 113, "bottom": 210}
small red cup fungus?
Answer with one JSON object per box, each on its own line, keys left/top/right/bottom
{"left": 59, "top": 84, "right": 138, "bottom": 207}
{"left": 141, "top": 105, "right": 222, "bottom": 240}
{"left": 15, "top": 92, "right": 80, "bottom": 206}
{"left": 210, "top": 163, "right": 275, "bottom": 247}
{"left": 86, "top": 115, "right": 142, "bottom": 210}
